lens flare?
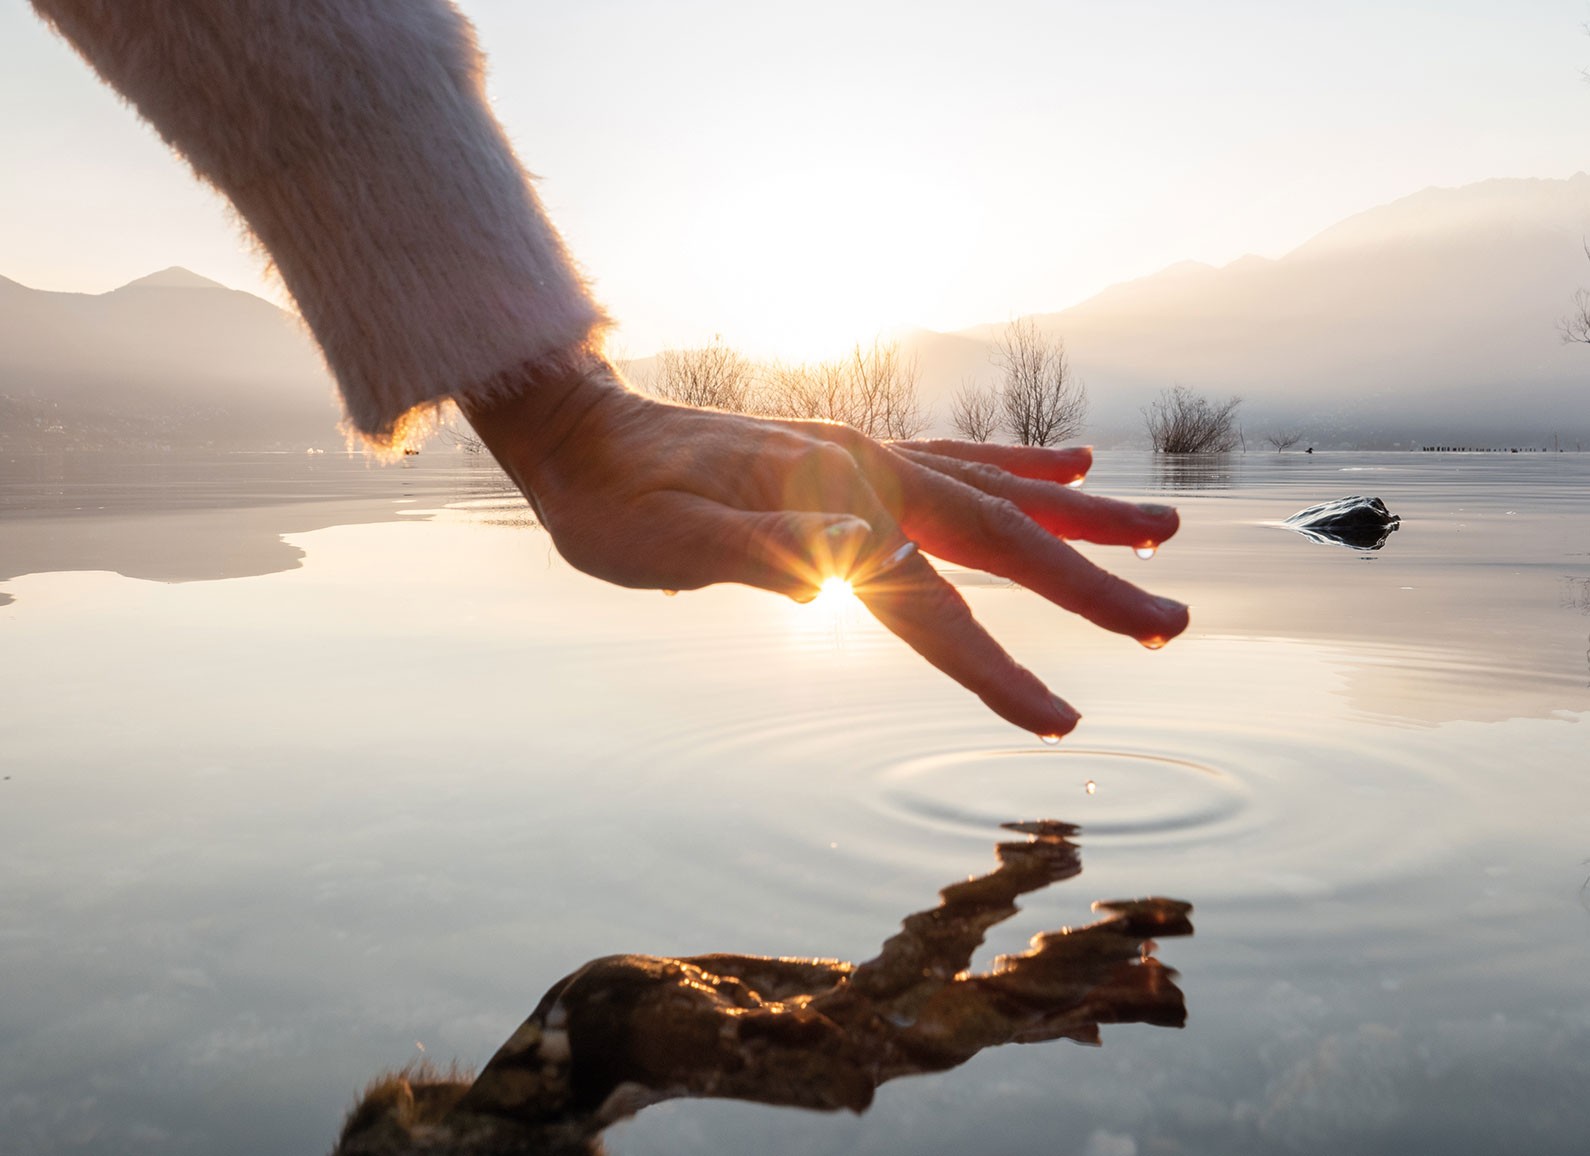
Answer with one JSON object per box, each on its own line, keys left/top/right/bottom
{"left": 815, "top": 575, "right": 856, "bottom": 604}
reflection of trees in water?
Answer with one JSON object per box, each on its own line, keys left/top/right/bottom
{"left": 1562, "top": 576, "right": 1590, "bottom": 613}
{"left": 1151, "top": 452, "right": 1242, "bottom": 492}
{"left": 1567, "top": 577, "right": 1590, "bottom": 688}
{"left": 333, "top": 822, "right": 1192, "bottom": 1156}
{"left": 440, "top": 450, "right": 540, "bottom": 529}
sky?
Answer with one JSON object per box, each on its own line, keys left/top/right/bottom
{"left": 3, "top": 0, "right": 1588, "bottom": 359}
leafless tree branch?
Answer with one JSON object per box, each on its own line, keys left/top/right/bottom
{"left": 1144, "top": 385, "right": 1243, "bottom": 453}
{"left": 993, "top": 318, "right": 1087, "bottom": 446}
{"left": 949, "top": 378, "right": 1001, "bottom": 442}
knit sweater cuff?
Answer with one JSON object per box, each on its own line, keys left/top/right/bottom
{"left": 33, "top": 0, "right": 608, "bottom": 448}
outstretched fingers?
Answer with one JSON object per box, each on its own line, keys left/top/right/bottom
{"left": 887, "top": 439, "right": 1093, "bottom": 485}
{"left": 854, "top": 551, "right": 1081, "bottom": 737}
{"left": 887, "top": 458, "right": 1190, "bottom": 646}
{"left": 893, "top": 445, "right": 1179, "bottom": 549}
{"left": 622, "top": 492, "right": 1078, "bottom": 736}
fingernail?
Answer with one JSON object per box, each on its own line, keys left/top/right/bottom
{"left": 853, "top": 539, "right": 918, "bottom": 586}
{"left": 1140, "top": 503, "right": 1175, "bottom": 517}
{"left": 825, "top": 517, "right": 871, "bottom": 541}
{"left": 877, "top": 541, "right": 918, "bottom": 571}
{"left": 1152, "top": 595, "right": 1187, "bottom": 617}
{"left": 1043, "top": 696, "right": 1082, "bottom": 736}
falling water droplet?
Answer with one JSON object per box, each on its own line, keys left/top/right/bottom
{"left": 1139, "top": 635, "right": 1168, "bottom": 650}
{"left": 661, "top": 589, "right": 678, "bottom": 598}
{"left": 1085, "top": 779, "right": 1097, "bottom": 795}
{"left": 1135, "top": 544, "right": 1157, "bottom": 560}
{"left": 1039, "top": 733, "right": 1062, "bottom": 746}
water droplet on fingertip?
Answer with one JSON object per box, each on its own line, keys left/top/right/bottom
{"left": 661, "top": 589, "right": 678, "bottom": 598}
{"left": 1135, "top": 544, "right": 1157, "bottom": 560}
{"left": 1039, "top": 734, "right": 1062, "bottom": 746}
{"left": 1139, "top": 635, "right": 1168, "bottom": 650}
{"left": 1067, "top": 475, "right": 1085, "bottom": 489}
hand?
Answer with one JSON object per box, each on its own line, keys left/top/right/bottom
{"left": 458, "top": 352, "right": 1188, "bottom": 738}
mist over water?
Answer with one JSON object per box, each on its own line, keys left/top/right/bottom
{"left": 1, "top": 449, "right": 1587, "bottom": 1155}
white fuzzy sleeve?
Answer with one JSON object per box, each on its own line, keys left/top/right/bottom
{"left": 31, "top": 0, "right": 608, "bottom": 448}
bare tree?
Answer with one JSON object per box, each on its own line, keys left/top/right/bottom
{"left": 1144, "top": 385, "right": 1243, "bottom": 453}
{"left": 949, "top": 378, "right": 1001, "bottom": 441}
{"left": 761, "top": 359, "right": 849, "bottom": 422}
{"left": 1561, "top": 294, "right": 1590, "bottom": 344}
{"left": 994, "top": 318, "right": 1087, "bottom": 446}
{"left": 1560, "top": 241, "right": 1590, "bottom": 345}
{"left": 761, "top": 340, "right": 927, "bottom": 439}
{"left": 851, "top": 340, "right": 928, "bottom": 439}
{"left": 1265, "top": 429, "right": 1303, "bottom": 451}
{"left": 647, "top": 339, "right": 756, "bottom": 411}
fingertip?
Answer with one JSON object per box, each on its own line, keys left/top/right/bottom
{"left": 1138, "top": 597, "right": 1190, "bottom": 648}
{"left": 1037, "top": 695, "right": 1082, "bottom": 743}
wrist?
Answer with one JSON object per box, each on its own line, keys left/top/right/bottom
{"left": 457, "top": 346, "right": 628, "bottom": 498}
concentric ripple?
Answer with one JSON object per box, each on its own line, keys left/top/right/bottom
{"left": 876, "top": 745, "right": 1250, "bottom": 844}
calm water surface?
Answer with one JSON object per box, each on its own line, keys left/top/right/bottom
{"left": 1, "top": 449, "right": 1587, "bottom": 1155}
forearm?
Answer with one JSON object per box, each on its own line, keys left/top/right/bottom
{"left": 32, "top": 0, "right": 607, "bottom": 447}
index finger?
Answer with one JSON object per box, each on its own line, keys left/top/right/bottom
{"left": 854, "top": 550, "right": 1080, "bottom": 739}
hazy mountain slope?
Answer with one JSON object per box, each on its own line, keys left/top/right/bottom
{"left": 7, "top": 175, "right": 1590, "bottom": 451}
{"left": 988, "top": 175, "right": 1590, "bottom": 446}
{"left": 0, "top": 268, "right": 342, "bottom": 449}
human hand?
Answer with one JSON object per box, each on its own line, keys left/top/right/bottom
{"left": 458, "top": 352, "right": 1188, "bottom": 738}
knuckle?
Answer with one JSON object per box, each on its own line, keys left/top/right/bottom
{"left": 809, "top": 438, "right": 862, "bottom": 476}
{"left": 976, "top": 495, "right": 1028, "bottom": 540}
{"left": 963, "top": 460, "right": 1008, "bottom": 491}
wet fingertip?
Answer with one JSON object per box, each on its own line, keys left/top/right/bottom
{"left": 1140, "top": 597, "right": 1190, "bottom": 647}
{"left": 1038, "top": 696, "right": 1082, "bottom": 742}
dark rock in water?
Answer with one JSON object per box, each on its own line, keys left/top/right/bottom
{"left": 1285, "top": 495, "right": 1400, "bottom": 550}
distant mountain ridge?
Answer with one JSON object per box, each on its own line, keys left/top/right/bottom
{"left": 5, "top": 174, "right": 1589, "bottom": 451}
{"left": 1, "top": 267, "right": 341, "bottom": 450}
{"left": 921, "top": 174, "right": 1590, "bottom": 447}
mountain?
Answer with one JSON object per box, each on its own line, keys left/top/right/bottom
{"left": 7, "top": 175, "right": 1590, "bottom": 451}
{"left": 908, "top": 175, "right": 1590, "bottom": 448}
{"left": 0, "top": 268, "right": 342, "bottom": 450}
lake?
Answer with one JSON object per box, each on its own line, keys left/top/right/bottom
{"left": 1, "top": 448, "right": 1587, "bottom": 1155}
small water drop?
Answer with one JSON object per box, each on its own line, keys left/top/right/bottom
{"left": 1139, "top": 635, "right": 1168, "bottom": 650}
{"left": 661, "top": 589, "right": 678, "bottom": 598}
{"left": 1067, "top": 475, "right": 1086, "bottom": 489}
{"left": 1039, "top": 733, "right": 1062, "bottom": 746}
{"left": 1085, "top": 779, "right": 1097, "bottom": 795}
{"left": 1134, "top": 544, "right": 1157, "bottom": 560}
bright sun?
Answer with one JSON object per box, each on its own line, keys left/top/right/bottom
{"left": 815, "top": 576, "right": 857, "bottom": 604}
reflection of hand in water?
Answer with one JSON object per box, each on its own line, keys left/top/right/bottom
{"left": 333, "top": 821, "right": 1191, "bottom": 1155}
{"left": 463, "top": 365, "right": 1189, "bottom": 738}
